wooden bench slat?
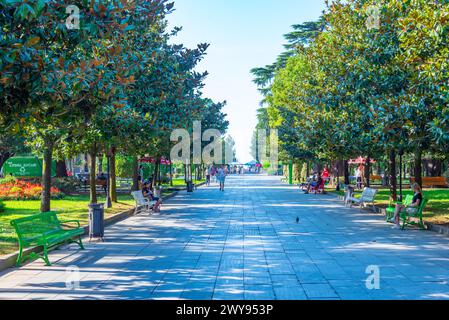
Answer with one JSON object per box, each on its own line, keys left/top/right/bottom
{"left": 410, "top": 177, "right": 448, "bottom": 188}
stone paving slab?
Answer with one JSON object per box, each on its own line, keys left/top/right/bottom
{"left": 1, "top": 175, "right": 449, "bottom": 300}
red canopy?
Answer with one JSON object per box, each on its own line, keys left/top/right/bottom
{"left": 348, "top": 157, "right": 376, "bottom": 165}
{"left": 139, "top": 157, "right": 171, "bottom": 165}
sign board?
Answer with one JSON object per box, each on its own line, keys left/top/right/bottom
{"left": 2, "top": 157, "right": 56, "bottom": 178}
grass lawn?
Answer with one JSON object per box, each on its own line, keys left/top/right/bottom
{"left": 0, "top": 184, "right": 184, "bottom": 256}
{"left": 162, "top": 178, "right": 205, "bottom": 188}
{"left": 327, "top": 186, "right": 449, "bottom": 226}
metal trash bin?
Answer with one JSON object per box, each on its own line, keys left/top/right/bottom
{"left": 186, "top": 181, "right": 194, "bottom": 193}
{"left": 88, "top": 203, "right": 104, "bottom": 240}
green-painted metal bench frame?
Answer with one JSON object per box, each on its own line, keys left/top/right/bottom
{"left": 10, "top": 212, "right": 85, "bottom": 266}
{"left": 386, "top": 195, "right": 413, "bottom": 222}
{"left": 400, "top": 198, "right": 428, "bottom": 230}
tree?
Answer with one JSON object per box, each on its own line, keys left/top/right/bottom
{"left": 0, "top": 132, "right": 29, "bottom": 171}
{"left": 251, "top": 0, "right": 449, "bottom": 198}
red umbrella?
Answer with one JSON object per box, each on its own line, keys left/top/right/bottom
{"left": 160, "top": 157, "right": 171, "bottom": 165}
{"left": 348, "top": 157, "right": 376, "bottom": 165}
{"left": 139, "top": 157, "right": 171, "bottom": 165}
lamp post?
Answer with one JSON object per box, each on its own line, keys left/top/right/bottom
{"left": 105, "top": 148, "right": 112, "bottom": 209}
{"left": 398, "top": 148, "right": 404, "bottom": 202}
{"left": 288, "top": 160, "right": 293, "bottom": 185}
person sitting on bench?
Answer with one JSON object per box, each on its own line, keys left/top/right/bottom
{"left": 390, "top": 183, "right": 422, "bottom": 229}
{"left": 299, "top": 175, "right": 312, "bottom": 191}
{"left": 305, "top": 172, "right": 323, "bottom": 194}
{"left": 142, "top": 182, "right": 162, "bottom": 213}
{"left": 97, "top": 172, "right": 107, "bottom": 193}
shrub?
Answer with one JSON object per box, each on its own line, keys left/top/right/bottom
{"left": 263, "top": 161, "right": 271, "bottom": 169}
{"left": 116, "top": 156, "right": 135, "bottom": 178}
{"left": 52, "top": 177, "right": 80, "bottom": 194}
{"left": 0, "top": 176, "right": 17, "bottom": 185}
{"left": 0, "top": 180, "right": 64, "bottom": 200}
{"left": 0, "top": 200, "right": 4, "bottom": 213}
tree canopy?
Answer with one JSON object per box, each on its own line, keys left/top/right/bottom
{"left": 251, "top": 0, "right": 449, "bottom": 195}
{"left": 1, "top": 0, "right": 229, "bottom": 210}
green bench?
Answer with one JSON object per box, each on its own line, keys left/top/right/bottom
{"left": 385, "top": 196, "right": 428, "bottom": 230}
{"left": 10, "top": 212, "right": 85, "bottom": 266}
{"left": 386, "top": 195, "right": 413, "bottom": 222}
{"left": 400, "top": 198, "right": 428, "bottom": 230}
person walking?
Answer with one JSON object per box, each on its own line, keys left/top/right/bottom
{"left": 211, "top": 165, "right": 217, "bottom": 183}
{"left": 217, "top": 165, "right": 227, "bottom": 191}
{"left": 355, "top": 165, "right": 363, "bottom": 189}
{"left": 205, "top": 166, "right": 211, "bottom": 186}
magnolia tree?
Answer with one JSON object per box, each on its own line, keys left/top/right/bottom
{"left": 1, "top": 0, "right": 229, "bottom": 211}
{"left": 251, "top": 0, "right": 449, "bottom": 197}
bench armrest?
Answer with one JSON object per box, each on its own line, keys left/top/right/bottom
{"left": 59, "top": 220, "right": 82, "bottom": 229}
{"left": 136, "top": 198, "right": 151, "bottom": 205}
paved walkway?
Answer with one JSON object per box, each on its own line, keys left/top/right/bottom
{"left": 1, "top": 175, "right": 449, "bottom": 300}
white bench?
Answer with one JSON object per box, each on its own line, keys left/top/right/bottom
{"left": 347, "top": 187, "right": 378, "bottom": 212}
{"left": 131, "top": 191, "right": 156, "bottom": 214}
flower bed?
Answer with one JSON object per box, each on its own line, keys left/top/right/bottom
{"left": 0, "top": 180, "right": 63, "bottom": 200}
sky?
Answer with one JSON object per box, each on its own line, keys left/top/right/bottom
{"left": 167, "top": 0, "right": 326, "bottom": 163}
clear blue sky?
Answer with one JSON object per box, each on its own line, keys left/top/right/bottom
{"left": 167, "top": 0, "right": 326, "bottom": 163}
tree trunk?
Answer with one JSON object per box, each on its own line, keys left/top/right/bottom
{"left": 316, "top": 162, "right": 323, "bottom": 174}
{"left": 40, "top": 138, "right": 54, "bottom": 212}
{"left": 83, "top": 153, "right": 89, "bottom": 173}
{"left": 132, "top": 156, "right": 139, "bottom": 191}
{"left": 389, "top": 150, "right": 397, "bottom": 202}
{"left": 344, "top": 160, "right": 350, "bottom": 185}
{"left": 56, "top": 160, "right": 68, "bottom": 178}
{"left": 336, "top": 160, "right": 340, "bottom": 190}
{"left": 169, "top": 162, "right": 173, "bottom": 187}
{"left": 153, "top": 159, "right": 160, "bottom": 186}
{"left": 365, "top": 156, "right": 371, "bottom": 188}
{"left": 404, "top": 162, "right": 407, "bottom": 180}
{"left": 89, "top": 143, "right": 97, "bottom": 204}
{"left": 382, "top": 162, "right": 389, "bottom": 187}
{"left": 110, "top": 147, "right": 117, "bottom": 202}
{"left": 414, "top": 149, "right": 423, "bottom": 188}
{"left": 98, "top": 154, "right": 103, "bottom": 174}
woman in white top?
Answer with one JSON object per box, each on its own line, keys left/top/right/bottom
{"left": 355, "top": 166, "right": 362, "bottom": 189}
